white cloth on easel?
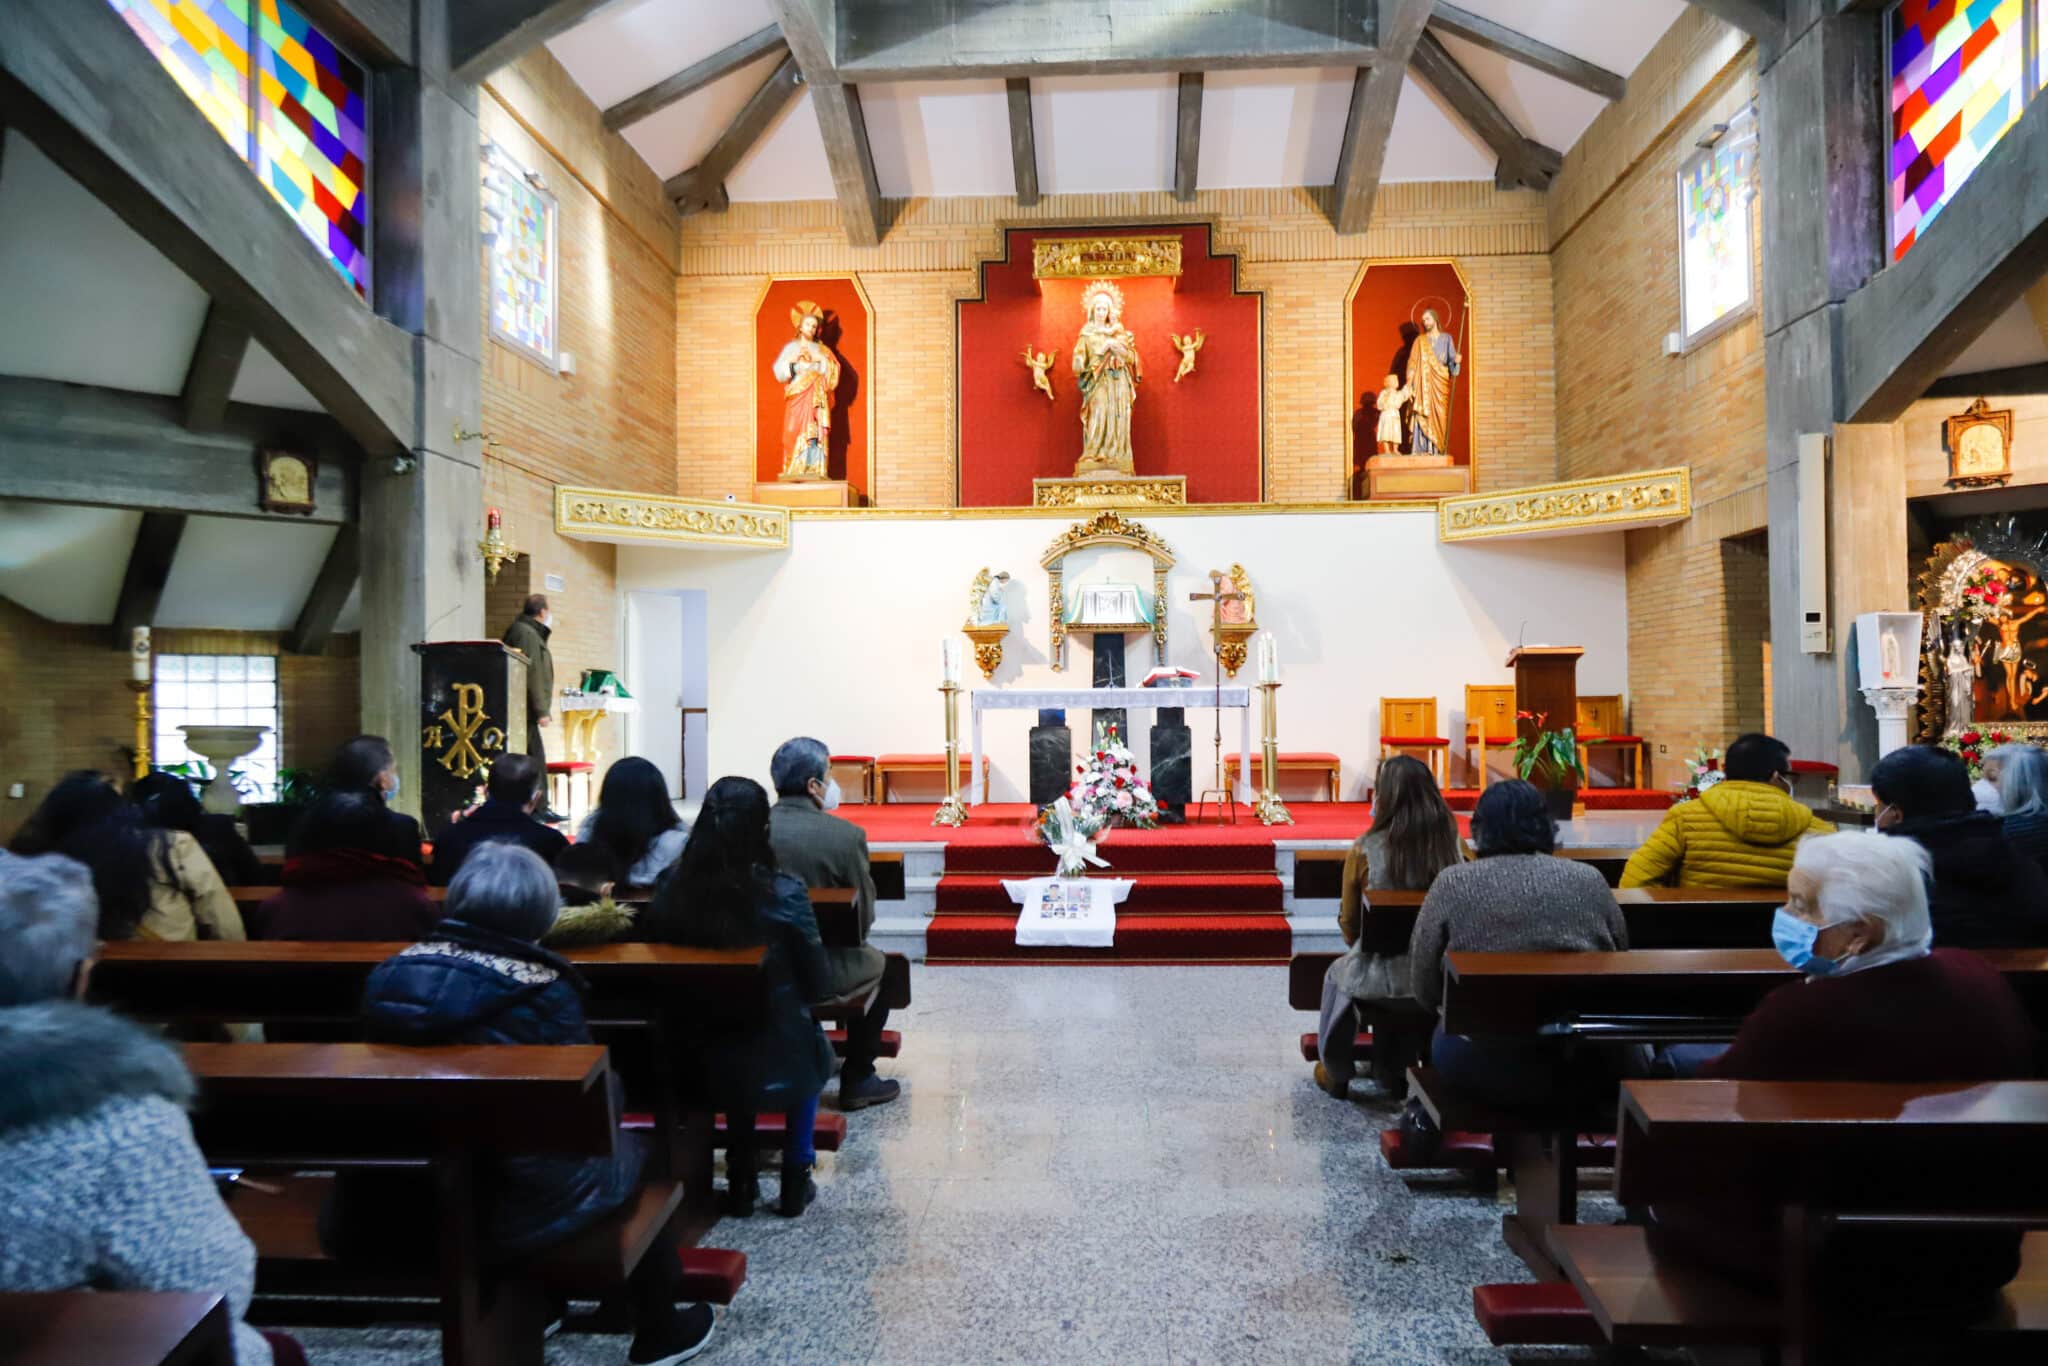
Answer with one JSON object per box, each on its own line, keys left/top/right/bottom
{"left": 1003, "top": 876, "right": 1132, "bottom": 948}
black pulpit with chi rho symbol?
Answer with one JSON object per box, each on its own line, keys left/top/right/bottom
{"left": 413, "top": 641, "right": 528, "bottom": 838}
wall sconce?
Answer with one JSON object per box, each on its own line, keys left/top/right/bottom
{"left": 479, "top": 507, "right": 520, "bottom": 583}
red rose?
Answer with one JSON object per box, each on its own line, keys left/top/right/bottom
{"left": 1114, "top": 776, "right": 1126, "bottom": 788}
{"left": 1962, "top": 730, "right": 1982, "bottom": 744}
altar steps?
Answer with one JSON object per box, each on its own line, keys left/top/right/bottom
{"left": 925, "top": 913, "right": 1291, "bottom": 965}
{"left": 933, "top": 872, "right": 1283, "bottom": 914}
{"left": 939, "top": 830, "right": 1288, "bottom": 876}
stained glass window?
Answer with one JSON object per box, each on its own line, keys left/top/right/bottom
{"left": 1678, "top": 110, "right": 1759, "bottom": 344}
{"left": 481, "top": 140, "right": 559, "bottom": 367}
{"left": 1889, "top": 0, "right": 2026, "bottom": 261}
{"left": 108, "top": 0, "right": 369, "bottom": 299}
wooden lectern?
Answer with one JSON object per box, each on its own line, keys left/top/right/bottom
{"left": 1506, "top": 646, "right": 1583, "bottom": 789}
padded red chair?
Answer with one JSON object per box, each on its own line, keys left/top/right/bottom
{"left": 1574, "top": 694, "right": 1644, "bottom": 789}
{"left": 1379, "top": 698, "right": 1449, "bottom": 786}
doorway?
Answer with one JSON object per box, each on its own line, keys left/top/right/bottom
{"left": 624, "top": 588, "right": 707, "bottom": 800}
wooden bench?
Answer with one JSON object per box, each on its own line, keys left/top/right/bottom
{"left": 1290, "top": 845, "right": 1638, "bottom": 900}
{"left": 1222, "top": 751, "right": 1342, "bottom": 801}
{"left": 185, "top": 1042, "right": 721, "bottom": 1366}
{"left": 874, "top": 752, "right": 984, "bottom": 803}
{"left": 0, "top": 1291, "right": 233, "bottom": 1365}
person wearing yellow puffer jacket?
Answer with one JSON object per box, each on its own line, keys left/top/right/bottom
{"left": 1621, "top": 734, "right": 1832, "bottom": 888}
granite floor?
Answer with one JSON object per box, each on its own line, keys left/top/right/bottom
{"left": 290, "top": 966, "right": 1568, "bottom": 1366}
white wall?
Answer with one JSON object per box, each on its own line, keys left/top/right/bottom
{"left": 617, "top": 509, "right": 1629, "bottom": 802}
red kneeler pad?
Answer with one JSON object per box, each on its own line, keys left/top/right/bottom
{"left": 1470, "top": 1283, "right": 1603, "bottom": 1346}
{"left": 678, "top": 1247, "right": 747, "bottom": 1305}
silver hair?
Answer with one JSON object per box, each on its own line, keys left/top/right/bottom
{"left": 770, "top": 736, "right": 831, "bottom": 797}
{"left": 446, "top": 842, "right": 560, "bottom": 943}
{"left": 0, "top": 851, "right": 99, "bottom": 1006}
{"left": 1794, "top": 831, "right": 1932, "bottom": 941}
{"left": 1995, "top": 745, "right": 2048, "bottom": 819}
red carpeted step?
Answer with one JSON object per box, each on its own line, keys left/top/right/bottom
{"left": 942, "top": 838, "right": 1282, "bottom": 876}
{"left": 1582, "top": 789, "right": 1674, "bottom": 811}
{"left": 925, "top": 913, "right": 1291, "bottom": 963}
{"left": 1470, "top": 1283, "right": 1603, "bottom": 1346}
{"left": 678, "top": 1248, "right": 747, "bottom": 1305}
{"left": 934, "top": 873, "right": 1283, "bottom": 913}
{"left": 1297, "top": 1030, "right": 1372, "bottom": 1062}
{"left": 621, "top": 1111, "right": 847, "bottom": 1152}
{"left": 826, "top": 1027, "right": 902, "bottom": 1058}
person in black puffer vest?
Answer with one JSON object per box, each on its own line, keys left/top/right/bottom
{"left": 330, "top": 842, "right": 714, "bottom": 1366}
{"left": 1873, "top": 745, "right": 2048, "bottom": 949}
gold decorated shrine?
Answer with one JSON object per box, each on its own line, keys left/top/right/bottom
{"left": 1031, "top": 236, "right": 1184, "bottom": 280}
{"left": 1032, "top": 475, "right": 1188, "bottom": 508}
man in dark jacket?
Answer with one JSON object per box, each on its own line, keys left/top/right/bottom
{"left": 1873, "top": 745, "right": 2048, "bottom": 948}
{"left": 501, "top": 595, "right": 563, "bottom": 820}
{"left": 766, "top": 736, "right": 899, "bottom": 1111}
{"left": 427, "top": 754, "right": 568, "bottom": 885}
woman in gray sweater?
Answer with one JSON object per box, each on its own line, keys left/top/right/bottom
{"left": 1408, "top": 780, "right": 1631, "bottom": 1115}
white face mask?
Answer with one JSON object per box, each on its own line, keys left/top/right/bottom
{"left": 819, "top": 777, "right": 842, "bottom": 811}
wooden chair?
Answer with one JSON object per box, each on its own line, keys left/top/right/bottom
{"left": 1378, "top": 697, "right": 1449, "bottom": 786}
{"left": 1574, "top": 694, "right": 1644, "bottom": 789}
{"left": 828, "top": 754, "right": 876, "bottom": 803}
{"left": 1463, "top": 685, "right": 1516, "bottom": 789}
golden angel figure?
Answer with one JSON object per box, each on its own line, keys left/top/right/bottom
{"left": 773, "top": 301, "right": 841, "bottom": 480}
{"left": 1071, "top": 280, "right": 1141, "bottom": 476}
{"left": 1169, "top": 329, "right": 1204, "bottom": 382}
{"left": 1404, "top": 307, "right": 1460, "bottom": 457}
{"left": 1021, "top": 345, "right": 1056, "bottom": 401}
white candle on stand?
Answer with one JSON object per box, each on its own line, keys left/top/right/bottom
{"left": 1257, "top": 631, "right": 1278, "bottom": 684}
{"left": 942, "top": 638, "right": 960, "bottom": 686}
{"left": 130, "top": 626, "right": 152, "bottom": 682}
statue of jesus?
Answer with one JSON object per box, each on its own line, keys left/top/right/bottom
{"left": 1404, "top": 307, "right": 1460, "bottom": 457}
{"left": 772, "top": 301, "right": 840, "bottom": 480}
{"left": 1072, "top": 280, "right": 1141, "bottom": 476}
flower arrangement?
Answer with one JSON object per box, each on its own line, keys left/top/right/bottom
{"left": 1034, "top": 796, "right": 1108, "bottom": 878}
{"left": 1944, "top": 728, "right": 2015, "bottom": 779}
{"left": 1684, "top": 746, "right": 1725, "bottom": 794}
{"left": 1062, "top": 724, "right": 1160, "bottom": 829}
{"left": 1510, "top": 710, "right": 1586, "bottom": 787}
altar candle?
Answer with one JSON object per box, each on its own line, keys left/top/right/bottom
{"left": 942, "top": 638, "right": 960, "bottom": 686}
{"left": 130, "top": 625, "right": 152, "bottom": 682}
{"left": 1257, "top": 632, "right": 1278, "bottom": 684}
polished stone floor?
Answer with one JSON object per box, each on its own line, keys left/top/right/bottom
{"left": 294, "top": 966, "right": 1555, "bottom": 1365}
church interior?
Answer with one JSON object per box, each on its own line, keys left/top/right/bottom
{"left": 9, "top": 0, "right": 2048, "bottom": 1361}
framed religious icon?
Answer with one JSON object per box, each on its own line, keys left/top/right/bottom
{"left": 1916, "top": 519, "right": 2048, "bottom": 743}
{"left": 257, "top": 450, "right": 317, "bottom": 516}
{"left": 1945, "top": 399, "right": 2014, "bottom": 489}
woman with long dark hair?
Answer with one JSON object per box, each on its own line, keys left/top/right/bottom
{"left": 1318, "top": 755, "right": 1466, "bottom": 1098}
{"left": 10, "top": 771, "right": 244, "bottom": 943}
{"left": 641, "top": 776, "right": 832, "bottom": 1218}
{"left": 580, "top": 756, "right": 689, "bottom": 888}
{"left": 130, "top": 770, "right": 266, "bottom": 887}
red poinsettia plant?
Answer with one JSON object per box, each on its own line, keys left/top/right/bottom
{"left": 1944, "top": 728, "right": 2015, "bottom": 778}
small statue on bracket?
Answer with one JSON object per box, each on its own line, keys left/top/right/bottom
{"left": 1021, "top": 345, "right": 1056, "bottom": 401}
{"left": 967, "top": 567, "right": 1011, "bottom": 625}
{"left": 1169, "top": 329, "right": 1205, "bottom": 383}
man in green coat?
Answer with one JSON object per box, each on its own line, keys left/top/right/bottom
{"left": 767, "top": 736, "right": 900, "bottom": 1111}
{"left": 501, "top": 594, "right": 562, "bottom": 820}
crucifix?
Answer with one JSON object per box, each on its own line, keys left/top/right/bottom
{"left": 1188, "top": 573, "right": 1246, "bottom": 822}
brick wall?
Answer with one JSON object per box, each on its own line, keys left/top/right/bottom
{"left": 1549, "top": 11, "right": 1765, "bottom": 775}
{"left": 673, "top": 183, "right": 1558, "bottom": 503}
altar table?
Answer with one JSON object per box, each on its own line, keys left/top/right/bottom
{"left": 969, "top": 686, "right": 1254, "bottom": 806}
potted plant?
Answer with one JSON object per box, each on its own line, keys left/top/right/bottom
{"left": 240, "top": 766, "right": 324, "bottom": 846}
{"left": 1511, "top": 710, "right": 1586, "bottom": 820}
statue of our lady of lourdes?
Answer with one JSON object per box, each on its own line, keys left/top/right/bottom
{"left": 1947, "top": 630, "right": 1977, "bottom": 733}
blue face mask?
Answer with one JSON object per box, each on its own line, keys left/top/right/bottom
{"left": 1772, "top": 907, "right": 1837, "bottom": 976}
{"left": 384, "top": 775, "right": 400, "bottom": 804}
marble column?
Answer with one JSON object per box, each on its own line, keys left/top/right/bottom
{"left": 1091, "top": 634, "right": 1127, "bottom": 748}
{"left": 1030, "top": 708, "right": 1072, "bottom": 806}
{"left": 1150, "top": 705, "right": 1192, "bottom": 823}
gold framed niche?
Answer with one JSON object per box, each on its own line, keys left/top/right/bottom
{"left": 749, "top": 272, "right": 877, "bottom": 502}
{"left": 1040, "top": 511, "right": 1176, "bottom": 672}
{"left": 1342, "top": 256, "right": 1478, "bottom": 501}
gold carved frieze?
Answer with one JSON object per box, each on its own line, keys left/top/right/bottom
{"left": 1032, "top": 476, "right": 1188, "bottom": 509}
{"left": 1039, "top": 510, "right": 1177, "bottom": 569}
{"left": 1436, "top": 468, "right": 1692, "bottom": 543}
{"left": 554, "top": 487, "right": 790, "bottom": 549}
{"left": 1031, "top": 236, "right": 1184, "bottom": 280}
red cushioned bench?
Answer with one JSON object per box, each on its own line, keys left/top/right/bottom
{"left": 676, "top": 1247, "right": 747, "bottom": 1305}
{"left": 1470, "top": 1283, "right": 1604, "bottom": 1347}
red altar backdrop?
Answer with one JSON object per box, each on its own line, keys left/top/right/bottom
{"left": 957, "top": 226, "right": 1263, "bottom": 506}
{"left": 754, "top": 276, "right": 872, "bottom": 501}
{"left": 1347, "top": 261, "right": 1473, "bottom": 493}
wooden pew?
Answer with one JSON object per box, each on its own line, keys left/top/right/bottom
{"left": 1292, "top": 844, "right": 1638, "bottom": 899}
{"left": 0, "top": 1291, "right": 232, "bottom": 1365}
{"left": 185, "top": 1042, "right": 682, "bottom": 1366}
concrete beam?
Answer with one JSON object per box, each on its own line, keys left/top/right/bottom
{"left": 1006, "top": 77, "right": 1040, "bottom": 205}
{"left": 1408, "top": 28, "right": 1559, "bottom": 191}
{"left": 836, "top": 0, "right": 1380, "bottom": 79}
{"left": 447, "top": 0, "right": 614, "bottom": 84}
{"left": 1427, "top": 4, "right": 1624, "bottom": 101}
{"left": 0, "top": 378, "right": 356, "bottom": 522}
{"left": 0, "top": 0, "right": 418, "bottom": 459}
{"left": 663, "top": 55, "right": 804, "bottom": 213}
{"left": 286, "top": 524, "right": 361, "bottom": 656}
{"left": 1922, "top": 364, "right": 2048, "bottom": 400}
{"left": 1174, "top": 72, "right": 1203, "bottom": 203}
{"left": 602, "top": 26, "right": 788, "bottom": 131}
{"left": 110, "top": 513, "right": 188, "bottom": 650}
{"left": 769, "top": 0, "right": 887, "bottom": 245}
{"left": 1839, "top": 95, "right": 2048, "bottom": 423}
{"left": 178, "top": 301, "right": 251, "bottom": 434}
{"left": 1683, "top": 0, "right": 1785, "bottom": 39}
{"left": 1331, "top": 0, "right": 1434, "bottom": 235}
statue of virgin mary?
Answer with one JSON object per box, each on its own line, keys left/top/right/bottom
{"left": 1071, "top": 280, "right": 1141, "bottom": 476}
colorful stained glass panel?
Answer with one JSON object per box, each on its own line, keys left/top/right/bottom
{"left": 1889, "top": 0, "right": 2024, "bottom": 261}
{"left": 254, "top": 0, "right": 370, "bottom": 297}
{"left": 108, "top": 0, "right": 252, "bottom": 156}
{"left": 481, "top": 142, "right": 558, "bottom": 365}
{"left": 1679, "top": 118, "right": 1758, "bottom": 343}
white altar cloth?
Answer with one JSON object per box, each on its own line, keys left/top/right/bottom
{"left": 969, "top": 686, "right": 1254, "bottom": 805}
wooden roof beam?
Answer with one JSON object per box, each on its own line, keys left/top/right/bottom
{"left": 1408, "top": 28, "right": 1561, "bottom": 192}
{"left": 448, "top": 0, "right": 615, "bottom": 84}
{"left": 1330, "top": 0, "right": 1435, "bottom": 235}
{"left": 286, "top": 524, "right": 361, "bottom": 656}
{"left": 768, "top": 0, "right": 887, "bottom": 247}
{"left": 602, "top": 26, "right": 788, "bottom": 132}
{"left": 663, "top": 55, "right": 804, "bottom": 214}
{"left": 1427, "top": 4, "right": 1624, "bottom": 102}
{"left": 1007, "top": 77, "right": 1040, "bottom": 206}
{"left": 110, "top": 513, "right": 188, "bottom": 650}
{"left": 179, "top": 301, "right": 251, "bottom": 434}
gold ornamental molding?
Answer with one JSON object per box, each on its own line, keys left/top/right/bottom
{"left": 1031, "top": 235, "right": 1184, "bottom": 280}
{"left": 1032, "top": 475, "right": 1188, "bottom": 508}
{"left": 1437, "top": 467, "right": 1692, "bottom": 543}
{"left": 554, "top": 487, "right": 790, "bottom": 550}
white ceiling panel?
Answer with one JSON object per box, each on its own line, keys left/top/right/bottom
{"left": 1434, "top": 31, "right": 1608, "bottom": 158}
{"left": 229, "top": 341, "right": 322, "bottom": 411}
{"left": 1943, "top": 298, "right": 2048, "bottom": 376}
{"left": 544, "top": 0, "right": 777, "bottom": 111}
{"left": 0, "top": 504, "right": 141, "bottom": 624}
{"left": 1031, "top": 75, "right": 1176, "bottom": 195}
{"left": 862, "top": 80, "right": 1016, "bottom": 198}
{"left": 1197, "top": 68, "right": 1353, "bottom": 191}
{"left": 156, "top": 516, "right": 341, "bottom": 630}
{"left": 0, "top": 134, "right": 209, "bottom": 397}
{"left": 725, "top": 91, "right": 837, "bottom": 201}
{"left": 619, "top": 49, "right": 786, "bottom": 182}
{"left": 1383, "top": 75, "right": 1496, "bottom": 182}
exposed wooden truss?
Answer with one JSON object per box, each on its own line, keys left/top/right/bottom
{"left": 1408, "top": 27, "right": 1562, "bottom": 191}
{"left": 1427, "top": 3, "right": 1624, "bottom": 101}
{"left": 602, "top": 25, "right": 788, "bottom": 132}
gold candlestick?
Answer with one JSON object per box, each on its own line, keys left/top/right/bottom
{"left": 128, "top": 680, "right": 153, "bottom": 780}
{"left": 1253, "top": 679, "right": 1293, "bottom": 827}
{"left": 932, "top": 680, "right": 969, "bottom": 828}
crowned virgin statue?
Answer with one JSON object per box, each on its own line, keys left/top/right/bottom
{"left": 772, "top": 300, "right": 841, "bottom": 480}
{"left": 1071, "top": 280, "right": 1141, "bottom": 476}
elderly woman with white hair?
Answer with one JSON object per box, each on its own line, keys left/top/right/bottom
{"left": 0, "top": 850, "right": 303, "bottom": 1366}
{"left": 1997, "top": 742, "right": 2048, "bottom": 868}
